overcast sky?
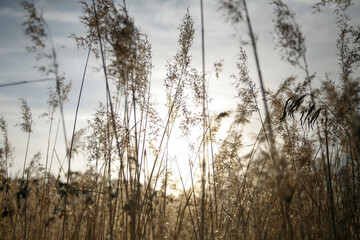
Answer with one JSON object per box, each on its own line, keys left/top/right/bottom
{"left": 0, "top": 0, "right": 358, "bottom": 178}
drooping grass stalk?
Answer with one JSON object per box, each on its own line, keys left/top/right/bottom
{"left": 142, "top": 11, "right": 195, "bottom": 228}
{"left": 67, "top": 48, "right": 91, "bottom": 184}
{"left": 217, "top": 9, "right": 281, "bottom": 237}
{"left": 88, "top": 1, "right": 137, "bottom": 239}
{"left": 66, "top": 47, "right": 91, "bottom": 239}
{"left": 0, "top": 78, "right": 55, "bottom": 88}
{"left": 242, "top": 0, "right": 275, "bottom": 150}
{"left": 21, "top": 3, "right": 73, "bottom": 238}
{"left": 18, "top": 98, "right": 33, "bottom": 182}
{"left": 90, "top": 0, "right": 130, "bottom": 200}
{"left": 271, "top": 2, "right": 355, "bottom": 238}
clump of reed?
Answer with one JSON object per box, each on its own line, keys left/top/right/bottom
{"left": 0, "top": 0, "right": 359, "bottom": 239}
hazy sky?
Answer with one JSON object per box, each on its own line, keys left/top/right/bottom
{"left": 0, "top": 0, "right": 358, "bottom": 178}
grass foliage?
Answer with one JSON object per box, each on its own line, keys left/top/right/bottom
{"left": 1, "top": 0, "right": 360, "bottom": 239}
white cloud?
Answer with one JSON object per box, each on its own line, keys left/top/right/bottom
{"left": 0, "top": 2, "right": 80, "bottom": 24}
{"left": 0, "top": 6, "right": 23, "bottom": 18}
{"left": 43, "top": 10, "right": 79, "bottom": 24}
